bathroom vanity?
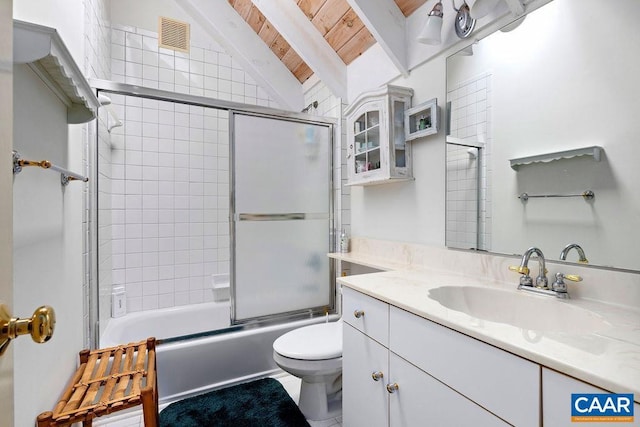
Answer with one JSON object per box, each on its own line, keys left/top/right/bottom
{"left": 334, "top": 239, "right": 640, "bottom": 427}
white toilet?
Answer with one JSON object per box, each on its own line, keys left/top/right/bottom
{"left": 273, "top": 319, "right": 343, "bottom": 421}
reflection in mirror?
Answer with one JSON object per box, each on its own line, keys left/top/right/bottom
{"left": 446, "top": 0, "right": 640, "bottom": 271}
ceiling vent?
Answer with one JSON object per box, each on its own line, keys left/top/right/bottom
{"left": 158, "top": 17, "right": 190, "bottom": 53}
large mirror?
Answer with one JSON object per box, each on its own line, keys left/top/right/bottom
{"left": 445, "top": 0, "right": 640, "bottom": 271}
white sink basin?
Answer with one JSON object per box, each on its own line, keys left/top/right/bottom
{"left": 428, "top": 286, "right": 611, "bottom": 334}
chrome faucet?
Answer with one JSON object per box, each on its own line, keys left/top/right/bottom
{"left": 513, "top": 247, "right": 548, "bottom": 289}
{"left": 559, "top": 243, "right": 588, "bottom": 264}
{"left": 509, "top": 246, "right": 584, "bottom": 298}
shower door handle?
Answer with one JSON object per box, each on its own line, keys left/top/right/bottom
{"left": 0, "top": 303, "right": 56, "bottom": 356}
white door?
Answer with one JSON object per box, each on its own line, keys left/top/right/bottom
{"left": 0, "top": 1, "right": 14, "bottom": 426}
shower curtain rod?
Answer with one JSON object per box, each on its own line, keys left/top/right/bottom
{"left": 12, "top": 150, "right": 89, "bottom": 186}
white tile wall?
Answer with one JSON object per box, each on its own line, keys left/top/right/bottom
{"left": 85, "top": 0, "right": 111, "bottom": 347}
{"left": 109, "top": 94, "right": 230, "bottom": 312}
{"left": 446, "top": 73, "right": 492, "bottom": 251}
{"left": 105, "top": 24, "right": 282, "bottom": 313}
{"left": 110, "top": 25, "right": 277, "bottom": 107}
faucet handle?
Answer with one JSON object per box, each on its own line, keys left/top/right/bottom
{"left": 509, "top": 265, "right": 530, "bottom": 275}
{"left": 552, "top": 272, "right": 582, "bottom": 295}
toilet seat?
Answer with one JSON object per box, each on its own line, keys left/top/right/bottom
{"left": 273, "top": 321, "right": 342, "bottom": 360}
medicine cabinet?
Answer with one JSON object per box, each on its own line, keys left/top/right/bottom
{"left": 405, "top": 98, "right": 439, "bottom": 141}
{"left": 345, "top": 85, "right": 414, "bottom": 186}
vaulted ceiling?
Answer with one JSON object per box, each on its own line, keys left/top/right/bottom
{"left": 228, "top": 0, "right": 428, "bottom": 83}
{"left": 176, "top": 0, "right": 524, "bottom": 110}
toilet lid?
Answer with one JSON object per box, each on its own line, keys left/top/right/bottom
{"left": 273, "top": 321, "right": 342, "bottom": 360}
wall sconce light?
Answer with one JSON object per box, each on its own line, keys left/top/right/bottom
{"left": 467, "top": 0, "right": 500, "bottom": 19}
{"left": 418, "top": 0, "right": 476, "bottom": 45}
{"left": 417, "top": 1, "right": 443, "bottom": 45}
{"left": 453, "top": 2, "right": 476, "bottom": 39}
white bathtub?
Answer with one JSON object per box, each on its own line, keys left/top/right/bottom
{"left": 100, "top": 302, "right": 335, "bottom": 403}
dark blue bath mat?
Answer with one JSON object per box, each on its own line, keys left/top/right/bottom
{"left": 159, "top": 377, "right": 310, "bottom": 427}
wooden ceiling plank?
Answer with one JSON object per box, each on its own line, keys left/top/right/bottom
{"left": 178, "top": 0, "right": 304, "bottom": 110}
{"left": 311, "top": 0, "right": 351, "bottom": 35}
{"left": 245, "top": 5, "right": 266, "bottom": 33}
{"left": 347, "top": 0, "right": 409, "bottom": 76}
{"left": 324, "top": 9, "right": 365, "bottom": 52}
{"left": 297, "top": 0, "right": 327, "bottom": 20}
{"left": 336, "top": 25, "right": 376, "bottom": 64}
{"left": 230, "top": 0, "right": 253, "bottom": 20}
{"left": 394, "top": 0, "right": 427, "bottom": 17}
{"left": 257, "top": 20, "right": 280, "bottom": 46}
{"left": 293, "top": 62, "right": 314, "bottom": 83}
{"left": 282, "top": 48, "right": 305, "bottom": 72}
{"left": 252, "top": 0, "right": 347, "bottom": 98}
{"left": 270, "top": 34, "right": 292, "bottom": 59}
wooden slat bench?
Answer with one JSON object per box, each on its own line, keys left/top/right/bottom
{"left": 37, "top": 337, "right": 158, "bottom": 427}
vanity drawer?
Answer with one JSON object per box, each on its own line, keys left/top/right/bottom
{"left": 342, "top": 286, "right": 389, "bottom": 347}
{"left": 389, "top": 306, "right": 540, "bottom": 427}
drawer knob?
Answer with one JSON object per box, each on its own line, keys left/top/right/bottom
{"left": 353, "top": 310, "right": 365, "bottom": 318}
{"left": 386, "top": 383, "right": 399, "bottom": 393}
{"left": 371, "top": 371, "right": 384, "bottom": 381}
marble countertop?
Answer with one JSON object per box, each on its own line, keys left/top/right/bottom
{"left": 336, "top": 265, "right": 640, "bottom": 401}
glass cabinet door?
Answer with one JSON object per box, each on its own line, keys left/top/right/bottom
{"left": 354, "top": 110, "right": 381, "bottom": 175}
{"left": 392, "top": 100, "right": 407, "bottom": 168}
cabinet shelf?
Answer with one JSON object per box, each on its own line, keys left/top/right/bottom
{"left": 14, "top": 20, "right": 100, "bottom": 124}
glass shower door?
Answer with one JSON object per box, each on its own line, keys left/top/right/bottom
{"left": 231, "top": 113, "right": 333, "bottom": 323}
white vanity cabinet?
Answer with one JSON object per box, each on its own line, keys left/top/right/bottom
{"left": 543, "top": 368, "right": 640, "bottom": 427}
{"left": 343, "top": 287, "right": 525, "bottom": 427}
{"left": 345, "top": 85, "right": 413, "bottom": 186}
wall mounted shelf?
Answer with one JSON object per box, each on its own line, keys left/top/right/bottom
{"left": 13, "top": 20, "right": 100, "bottom": 124}
{"left": 510, "top": 146, "right": 603, "bottom": 170}
{"left": 405, "top": 98, "right": 439, "bottom": 141}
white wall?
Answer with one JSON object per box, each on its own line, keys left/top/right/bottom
{"left": 0, "top": 1, "right": 13, "bottom": 425}
{"left": 13, "top": 0, "right": 85, "bottom": 66}
{"left": 349, "top": 56, "right": 447, "bottom": 246}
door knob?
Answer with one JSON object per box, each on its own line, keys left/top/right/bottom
{"left": 0, "top": 303, "right": 56, "bottom": 356}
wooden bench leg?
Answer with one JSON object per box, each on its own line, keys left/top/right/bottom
{"left": 36, "top": 411, "right": 53, "bottom": 427}
{"left": 141, "top": 387, "right": 159, "bottom": 427}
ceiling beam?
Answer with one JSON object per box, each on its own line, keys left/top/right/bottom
{"left": 175, "top": 0, "right": 304, "bottom": 111}
{"left": 503, "top": 0, "right": 525, "bottom": 15}
{"left": 346, "top": 0, "right": 409, "bottom": 77}
{"left": 251, "top": 0, "right": 347, "bottom": 100}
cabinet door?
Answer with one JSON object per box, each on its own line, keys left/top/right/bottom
{"left": 390, "top": 306, "right": 540, "bottom": 427}
{"left": 389, "top": 353, "right": 509, "bottom": 427}
{"left": 343, "top": 323, "right": 389, "bottom": 427}
{"left": 543, "top": 368, "right": 640, "bottom": 427}
{"left": 347, "top": 99, "right": 388, "bottom": 184}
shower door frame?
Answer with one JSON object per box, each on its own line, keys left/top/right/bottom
{"left": 90, "top": 79, "right": 338, "bottom": 345}
{"left": 229, "top": 111, "right": 336, "bottom": 325}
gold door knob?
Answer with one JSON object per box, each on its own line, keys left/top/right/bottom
{"left": 371, "top": 371, "right": 384, "bottom": 381}
{"left": 0, "top": 303, "right": 56, "bottom": 356}
{"left": 386, "top": 383, "right": 399, "bottom": 393}
{"left": 353, "top": 310, "right": 365, "bottom": 318}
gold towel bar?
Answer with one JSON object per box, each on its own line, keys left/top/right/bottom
{"left": 12, "top": 150, "right": 89, "bottom": 186}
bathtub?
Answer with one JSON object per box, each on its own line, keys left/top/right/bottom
{"left": 100, "top": 302, "right": 336, "bottom": 403}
